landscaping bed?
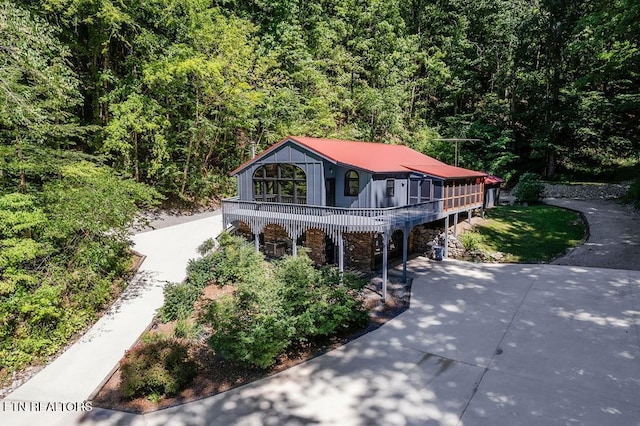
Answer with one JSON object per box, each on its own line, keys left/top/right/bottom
{"left": 92, "top": 276, "right": 410, "bottom": 414}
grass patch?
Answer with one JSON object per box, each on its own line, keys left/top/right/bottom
{"left": 468, "top": 205, "right": 585, "bottom": 263}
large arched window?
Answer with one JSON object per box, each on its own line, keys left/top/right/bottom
{"left": 253, "top": 164, "right": 307, "bottom": 204}
{"left": 344, "top": 170, "right": 359, "bottom": 196}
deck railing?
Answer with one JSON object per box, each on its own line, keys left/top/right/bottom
{"left": 222, "top": 197, "right": 448, "bottom": 236}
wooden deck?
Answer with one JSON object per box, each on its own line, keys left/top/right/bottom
{"left": 222, "top": 197, "right": 482, "bottom": 240}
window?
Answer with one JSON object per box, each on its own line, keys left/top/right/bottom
{"left": 386, "top": 179, "right": 395, "bottom": 197}
{"left": 344, "top": 170, "right": 359, "bottom": 196}
{"left": 420, "top": 180, "right": 431, "bottom": 200}
{"left": 409, "top": 179, "right": 420, "bottom": 204}
{"left": 253, "top": 164, "right": 306, "bottom": 204}
{"left": 409, "top": 179, "right": 432, "bottom": 204}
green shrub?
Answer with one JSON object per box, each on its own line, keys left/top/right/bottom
{"left": 67, "top": 268, "right": 113, "bottom": 311}
{"left": 209, "top": 232, "right": 265, "bottom": 285}
{"left": 155, "top": 244, "right": 220, "bottom": 323}
{"left": 627, "top": 178, "right": 640, "bottom": 208}
{"left": 458, "top": 231, "right": 484, "bottom": 251}
{"left": 204, "top": 291, "right": 293, "bottom": 369}
{"left": 158, "top": 282, "right": 201, "bottom": 322}
{"left": 276, "top": 256, "right": 368, "bottom": 338}
{"left": 185, "top": 256, "right": 216, "bottom": 289}
{"left": 119, "top": 338, "right": 197, "bottom": 400}
{"left": 513, "top": 173, "right": 545, "bottom": 204}
{"left": 157, "top": 234, "right": 264, "bottom": 323}
{"left": 173, "top": 318, "right": 200, "bottom": 339}
{"left": 197, "top": 238, "right": 217, "bottom": 256}
{"left": 74, "top": 239, "right": 129, "bottom": 277}
{"left": 202, "top": 254, "right": 368, "bottom": 369}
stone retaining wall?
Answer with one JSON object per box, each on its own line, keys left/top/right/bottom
{"left": 543, "top": 183, "right": 629, "bottom": 199}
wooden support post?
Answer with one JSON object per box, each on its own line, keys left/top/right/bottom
{"left": 468, "top": 210, "right": 472, "bottom": 225}
{"left": 444, "top": 216, "right": 449, "bottom": 259}
{"left": 292, "top": 239, "right": 297, "bottom": 257}
{"left": 453, "top": 212, "right": 459, "bottom": 237}
{"left": 402, "top": 226, "right": 409, "bottom": 283}
{"left": 338, "top": 234, "right": 344, "bottom": 276}
{"left": 382, "top": 232, "right": 388, "bottom": 303}
{"left": 254, "top": 234, "right": 260, "bottom": 252}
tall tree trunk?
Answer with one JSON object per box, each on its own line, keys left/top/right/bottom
{"left": 18, "top": 143, "right": 26, "bottom": 194}
{"left": 133, "top": 131, "right": 140, "bottom": 182}
{"left": 181, "top": 87, "right": 200, "bottom": 196}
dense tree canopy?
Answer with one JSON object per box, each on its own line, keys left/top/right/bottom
{"left": 4, "top": 0, "right": 637, "bottom": 197}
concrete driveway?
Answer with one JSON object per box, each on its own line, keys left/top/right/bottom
{"left": 4, "top": 200, "right": 640, "bottom": 425}
{"left": 546, "top": 198, "right": 640, "bottom": 271}
{"left": 77, "top": 259, "right": 640, "bottom": 426}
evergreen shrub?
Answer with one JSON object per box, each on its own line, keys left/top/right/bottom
{"left": 202, "top": 245, "right": 368, "bottom": 369}
{"left": 627, "top": 178, "right": 640, "bottom": 208}
{"left": 209, "top": 232, "right": 265, "bottom": 285}
{"left": 119, "top": 338, "right": 197, "bottom": 400}
{"left": 514, "top": 173, "right": 545, "bottom": 204}
{"left": 159, "top": 283, "right": 201, "bottom": 322}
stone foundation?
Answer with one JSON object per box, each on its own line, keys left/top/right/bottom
{"left": 233, "top": 220, "right": 469, "bottom": 269}
{"left": 410, "top": 223, "right": 443, "bottom": 253}
{"left": 344, "top": 232, "right": 375, "bottom": 270}
{"left": 305, "top": 229, "right": 325, "bottom": 266}
{"left": 234, "top": 221, "right": 253, "bottom": 241}
{"left": 263, "top": 224, "right": 290, "bottom": 242}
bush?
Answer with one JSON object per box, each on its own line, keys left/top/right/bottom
{"left": 185, "top": 256, "right": 216, "bottom": 289}
{"left": 156, "top": 242, "right": 222, "bottom": 323}
{"left": 276, "top": 256, "right": 368, "bottom": 338}
{"left": 197, "top": 238, "right": 217, "bottom": 256}
{"left": 209, "top": 232, "right": 266, "bottom": 286}
{"left": 173, "top": 318, "right": 200, "bottom": 339}
{"left": 627, "top": 178, "right": 640, "bottom": 208}
{"left": 119, "top": 338, "right": 197, "bottom": 400}
{"left": 202, "top": 254, "right": 368, "bottom": 369}
{"left": 66, "top": 268, "right": 113, "bottom": 312}
{"left": 156, "top": 233, "right": 264, "bottom": 323}
{"left": 204, "top": 291, "right": 293, "bottom": 369}
{"left": 513, "top": 173, "right": 545, "bottom": 204}
{"left": 458, "top": 231, "right": 484, "bottom": 251}
{"left": 158, "top": 282, "right": 201, "bottom": 322}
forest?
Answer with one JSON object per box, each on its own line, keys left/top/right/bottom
{"left": 0, "top": 0, "right": 638, "bottom": 374}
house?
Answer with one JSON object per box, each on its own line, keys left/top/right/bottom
{"left": 222, "top": 136, "right": 487, "bottom": 301}
{"left": 484, "top": 174, "right": 505, "bottom": 209}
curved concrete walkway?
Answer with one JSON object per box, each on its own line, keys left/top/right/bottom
{"left": 3, "top": 201, "right": 640, "bottom": 425}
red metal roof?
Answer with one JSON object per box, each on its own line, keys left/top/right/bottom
{"left": 230, "top": 136, "right": 487, "bottom": 179}
{"left": 404, "top": 164, "right": 487, "bottom": 179}
{"left": 484, "top": 174, "right": 505, "bottom": 185}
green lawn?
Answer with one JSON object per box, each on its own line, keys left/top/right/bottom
{"left": 462, "top": 205, "right": 586, "bottom": 263}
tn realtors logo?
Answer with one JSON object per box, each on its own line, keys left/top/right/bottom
{"left": 1, "top": 400, "right": 93, "bottom": 412}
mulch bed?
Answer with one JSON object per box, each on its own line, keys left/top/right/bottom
{"left": 92, "top": 278, "right": 411, "bottom": 414}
